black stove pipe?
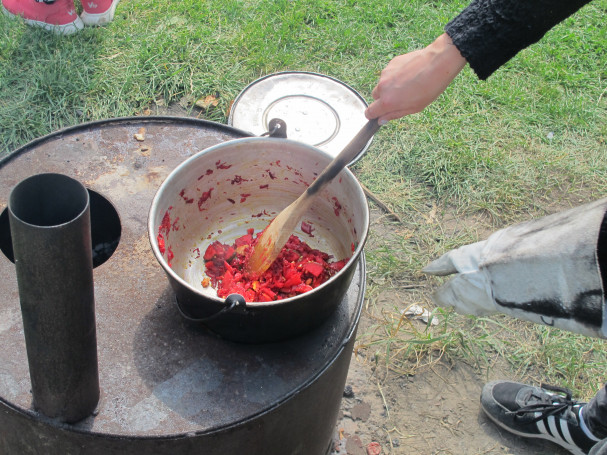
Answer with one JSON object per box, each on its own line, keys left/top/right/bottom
{"left": 8, "top": 173, "right": 99, "bottom": 423}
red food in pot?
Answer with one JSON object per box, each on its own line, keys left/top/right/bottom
{"left": 203, "top": 228, "right": 348, "bottom": 302}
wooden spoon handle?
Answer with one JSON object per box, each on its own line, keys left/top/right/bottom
{"left": 305, "top": 118, "right": 380, "bottom": 197}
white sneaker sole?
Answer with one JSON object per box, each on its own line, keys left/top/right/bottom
{"left": 80, "top": 0, "right": 119, "bottom": 26}
{"left": 2, "top": 5, "right": 84, "bottom": 35}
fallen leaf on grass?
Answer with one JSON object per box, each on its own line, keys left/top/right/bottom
{"left": 424, "top": 202, "right": 438, "bottom": 224}
{"left": 195, "top": 95, "right": 219, "bottom": 110}
{"left": 226, "top": 99, "right": 235, "bottom": 118}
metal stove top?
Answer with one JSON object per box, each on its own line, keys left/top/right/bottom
{"left": 0, "top": 117, "right": 364, "bottom": 439}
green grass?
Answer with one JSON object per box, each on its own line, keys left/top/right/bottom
{"left": 2, "top": 0, "right": 607, "bottom": 399}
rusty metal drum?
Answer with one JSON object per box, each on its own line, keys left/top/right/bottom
{"left": 0, "top": 117, "right": 365, "bottom": 455}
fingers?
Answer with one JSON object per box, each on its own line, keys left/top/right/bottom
{"left": 364, "top": 100, "right": 382, "bottom": 121}
{"left": 365, "top": 100, "right": 422, "bottom": 122}
{"left": 371, "top": 84, "right": 380, "bottom": 101}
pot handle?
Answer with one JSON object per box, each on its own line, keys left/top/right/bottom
{"left": 175, "top": 293, "right": 247, "bottom": 323}
{"left": 261, "top": 118, "right": 288, "bottom": 138}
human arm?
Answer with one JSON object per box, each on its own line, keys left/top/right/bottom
{"left": 365, "top": 33, "right": 467, "bottom": 123}
{"left": 365, "top": 0, "right": 594, "bottom": 123}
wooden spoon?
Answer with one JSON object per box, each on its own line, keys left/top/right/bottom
{"left": 247, "top": 118, "right": 381, "bottom": 276}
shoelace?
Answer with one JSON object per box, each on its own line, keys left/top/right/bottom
{"left": 507, "top": 383, "right": 578, "bottom": 424}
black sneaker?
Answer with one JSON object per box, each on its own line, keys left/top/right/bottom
{"left": 481, "top": 380, "right": 601, "bottom": 455}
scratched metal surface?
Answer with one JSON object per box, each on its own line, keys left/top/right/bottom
{"left": 0, "top": 117, "right": 364, "bottom": 438}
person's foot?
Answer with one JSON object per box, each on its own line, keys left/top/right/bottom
{"left": 481, "top": 380, "right": 601, "bottom": 455}
{"left": 80, "top": 0, "right": 119, "bottom": 26}
{"left": 2, "top": 0, "right": 83, "bottom": 34}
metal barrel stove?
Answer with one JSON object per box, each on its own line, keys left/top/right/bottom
{"left": 0, "top": 117, "right": 365, "bottom": 454}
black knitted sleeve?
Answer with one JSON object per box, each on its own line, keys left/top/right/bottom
{"left": 444, "top": 0, "right": 594, "bottom": 80}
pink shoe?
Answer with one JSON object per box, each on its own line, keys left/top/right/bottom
{"left": 1, "top": 0, "right": 83, "bottom": 35}
{"left": 80, "top": 0, "right": 119, "bottom": 26}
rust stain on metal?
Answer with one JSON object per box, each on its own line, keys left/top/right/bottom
{"left": 132, "top": 234, "right": 161, "bottom": 270}
{"left": 88, "top": 165, "right": 170, "bottom": 200}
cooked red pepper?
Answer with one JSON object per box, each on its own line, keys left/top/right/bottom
{"left": 157, "top": 233, "right": 166, "bottom": 255}
{"left": 301, "top": 221, "right": 315, "bottom": 237}
{"left": 197, "top": 188, "right": 214, "bottom": 210}
{"left": 216, "top": 160, "right": 232, "bottom": 170}
{"left": 167, "top": 247, "right": 174, "bottom": 267}
{"left": 301, "top": 261, "right": 324, "bottom": 277}
{"left": 159, "top": 210, "right": 171, "bottom": 236}
{"left": 202, "top": 228, "right": 349, "bottom": 302}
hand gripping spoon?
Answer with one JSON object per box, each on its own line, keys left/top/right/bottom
{"left": 247, "top": 118, "right": 380, "bottom": 276}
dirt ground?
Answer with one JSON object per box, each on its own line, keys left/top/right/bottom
{"left": 331, "top": 355, "right": 574, "bottom": 455}
{"left": 331, "top": 322, "right": 573, "bottom": 455}
{"left": 330, "top": 210, "right": 572, "bottom": 455}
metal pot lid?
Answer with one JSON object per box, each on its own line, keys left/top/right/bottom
{"left": 228, "top": 71, "right": 372, "bottom": 164}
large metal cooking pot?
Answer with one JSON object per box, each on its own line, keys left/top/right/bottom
{"left": 148, "top": 136, "right": 369, "bottom": 343}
